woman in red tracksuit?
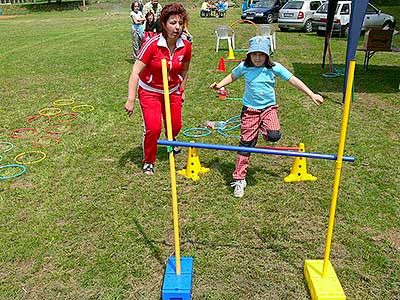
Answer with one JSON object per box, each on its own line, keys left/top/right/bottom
{"left": 125, "top": 3, "right": 192, "bottom": 175}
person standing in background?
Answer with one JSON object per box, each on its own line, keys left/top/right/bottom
{"left": 130, "top": 1, "right": 145, "bottom": 59}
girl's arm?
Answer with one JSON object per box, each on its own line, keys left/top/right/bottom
{"left": 125, "top": 60, "right": 146, "bottom": 117}
{"left": 288, "top": 76, "right": 324, "bottom": 105}
{"left": 210, "top": 73, "right": 237, "bottom": 90}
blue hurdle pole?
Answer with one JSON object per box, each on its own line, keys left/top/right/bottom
{"left": 158, "top": 140, "right": 355, "bottom": 162}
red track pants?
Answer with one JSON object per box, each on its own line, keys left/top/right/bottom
{"left": 138, "top": 87, "right": 182, "bottom": 164}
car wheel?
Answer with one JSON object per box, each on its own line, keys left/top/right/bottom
{"left": 383, "top": 20, "right": 395, "bottom": 30}
{"left": 266, "top": 13, "right": 274, "bottom": 24}
{"left": 304, "top": 20, "right": 313, "bottom": 33}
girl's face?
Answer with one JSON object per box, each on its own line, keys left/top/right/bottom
{"left": 164, "top": 14, "right": 184, "bottom": 40}
{"left": 250, "top": 52, "right": 267, "bottom": 67}
{"left": 133, "top": 3, "right": 140, "bottom": 12}
{"left": 147, "top": 14, "right": 154, "bottom": 22}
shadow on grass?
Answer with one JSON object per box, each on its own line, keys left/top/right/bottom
{"left": 208, "top": 157, "right": 281, "bottom": 187}
{"left": 132, "top": 218, "right": 165, "bottom": 266}
{"left": 118, "top": 145, "right": 171, "bottom": 169}
{"left": 292, "top": 63, "right": 400, "bottom": 94}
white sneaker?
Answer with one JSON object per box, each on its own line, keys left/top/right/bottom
{"left": 230, "top": 179, "right": 247, "bottom": 198}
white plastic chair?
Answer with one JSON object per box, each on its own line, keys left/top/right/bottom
{"left": 258, "top": 24, "right": 276, "bottom": 53}
{"left": 214, "top": 26, "right": 235, "bottom": 52}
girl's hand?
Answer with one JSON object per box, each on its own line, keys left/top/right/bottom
{"left": 311, "top": 94, "right": 324, "bottom": 106}
{"left": 125, "top": 99, "right": 134, "bottom": 117}
{"left": 210, "top": 82, "right": 219, "bottom": 89}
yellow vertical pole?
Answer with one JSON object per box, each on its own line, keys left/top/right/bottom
{"left": 161, "top": 59, "right": 181, "bottom": 275}
{"left": 322, "top": 60, "right": 356, "bottom": 277}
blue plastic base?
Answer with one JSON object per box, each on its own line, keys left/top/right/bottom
{"left": 162, "top": 256, "right": 194, "bottom": 300}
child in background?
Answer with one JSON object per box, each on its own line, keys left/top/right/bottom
{"left": 130, "top": 1, "right": 145, "bottom": 59}
{"left": 210, "top": 36, "right": 324, "bottom": 198}
{"left": 142, "top": 11, "right": 158, "bottom": 43}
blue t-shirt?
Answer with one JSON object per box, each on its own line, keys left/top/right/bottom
{"left": 232, "top": 62, "right": 293, "bottom": 109}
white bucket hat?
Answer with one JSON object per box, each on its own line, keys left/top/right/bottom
{"left": 247, "top": 36, "right": 271, "bottom": 56}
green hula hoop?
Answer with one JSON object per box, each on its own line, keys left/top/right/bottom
{"left": 0, "top": 141, "right": 14, "bottom": 153}
{"left": 183, "top": 127, "right": 212, "bottom": 138}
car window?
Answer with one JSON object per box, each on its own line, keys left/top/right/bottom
{"left": 316, "top": 2, "right": 339, "bottom": 13}
{"left": 365, "top": 3, "right": 378, "bottom": 15}
{"left": 284, "top": 1, "right": 303, "bottom": 9}
{"left": 340, "top": 3, "right": 349, "bottom": 15}
{"left": 255, "top": 0, "right": 276, "bottom": 8}
{"left": 310, "top": 1, "right": 321, "bottom": 11}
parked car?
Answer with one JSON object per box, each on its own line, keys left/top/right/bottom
{"left": 241, "top": 0, "right": 286, "bottom": 24}
{"left": 312, "top": 1, "right": 396, "bottom": 37}
{"left": 278, "top": 0, "right": 324, "bottom": 32}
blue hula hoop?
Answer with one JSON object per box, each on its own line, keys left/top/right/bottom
{"left": 0, "top": 164, "right": 27, "bottom": 180}
{"left": 183, "top": 127, "right": 212, "bottom": 138}
{"left": 216, "top": 128, "right": 240, "bottom": 139}
{"left": 0, "top": 141, "right": 14, "bottom": 153}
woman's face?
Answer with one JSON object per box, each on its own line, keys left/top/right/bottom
{"left": 163, "top": 14, "right": 184, "bottom": 40}
{"left": 250, "top": 52, "right": 267, "bottom": 67}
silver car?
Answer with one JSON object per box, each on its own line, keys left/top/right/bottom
{"left": 278, "top": 0, "right": 324, "bottom": 32}
{"left": 312, "top": 1, "right": 396, "bottom": 37}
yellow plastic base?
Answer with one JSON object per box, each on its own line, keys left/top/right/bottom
{"left": 177, "top": 145, "right": 209, "bottom": 181}
{"left": 284, "top": 143, "right": 317, "bottom": 183}
{"left": 304, "top": 260, "right": 346, "bottom": 300}
{"left": 177, "top": 166, "right": 210, "bottom": 181}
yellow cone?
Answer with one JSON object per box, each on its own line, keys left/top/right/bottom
{"left": 284, "top": 143, "right": 317, "bottom": 182}
{"left": 227, "top": 41, "right": 235, "bottom": 60}
{"left": 177, "top": 145, "right": 209, "bottom": 181}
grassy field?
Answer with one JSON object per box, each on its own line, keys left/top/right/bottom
{"left": 0, "top": 2, "right": 399, "bottom": 299}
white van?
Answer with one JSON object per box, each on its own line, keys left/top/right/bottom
{"left": 311, "top": 1, "right": 396, "bottom": 37}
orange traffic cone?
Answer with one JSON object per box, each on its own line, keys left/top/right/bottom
{"left": 217, "top": 57, "right": 226, "bottom": 72}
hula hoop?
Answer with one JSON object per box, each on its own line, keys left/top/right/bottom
{"left": 216, "top": 128, "right": 240, "bottom": 139}
{"left": 0, "top": 141, "right": 14, "bottom": 152}
{"left": 50, "top": 112, "right": 78, "bottom": 123}
{"left": 230, "top": 19, "right": 261, "bottom": 35}
{"left": 183, "top": 127, "right": 212, "bottom": 138}
{"left": 72, "top": 104, "right": 95, "bottom": 112}
{"left": 45, "top": 124, "right": 72, "bottom": 135}
{"left": 322, "top": 72, "right": 341, "bottom": 78}
{"left": 33, "top": 136, "right": 61, "bottom": 148}
{"left": 26, "top": 114, "right": 51, "bottom": 124}
{"left": 53, "top": 99, "right": 75, "bottom": 106}
{"left": 14, "top": 151, "right": 46, "bottom": 165}
{"left": 39, "top": 107, "right": 62, "bottom": 116}
{"left": 0, "top": 164, "right": 27, "bottom": 180}
{"left": 10, "top": 128, "right": 38, "bottom": 139}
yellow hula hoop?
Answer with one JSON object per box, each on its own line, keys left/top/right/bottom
{"left": 72, "top": 104, "right": 95, "bottom": 113}
{"left": 39, "top": 107, "right": 62, "bottom": 116}
{"left": 14, "top": 150, "right": 47, "bottom": 165}
{"left": 53, "top": 99, "right": 75, "bottom": 106}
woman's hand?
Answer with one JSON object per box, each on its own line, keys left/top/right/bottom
{"left": 311, "top": 93, "right": 324, "bottom": 106}
{"left": 125, "top": 99, "right": 135, "bottom": 117}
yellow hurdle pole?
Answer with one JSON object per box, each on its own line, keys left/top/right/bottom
{"left": 322, "top": 60, "right": 356, "bottom": 277}
{"left": 161, "top": 59, "right": 181, "bottom": 275}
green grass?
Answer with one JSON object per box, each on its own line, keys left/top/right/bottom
{"left": 0, "top": 2, "right": 399, "bottom": 300}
